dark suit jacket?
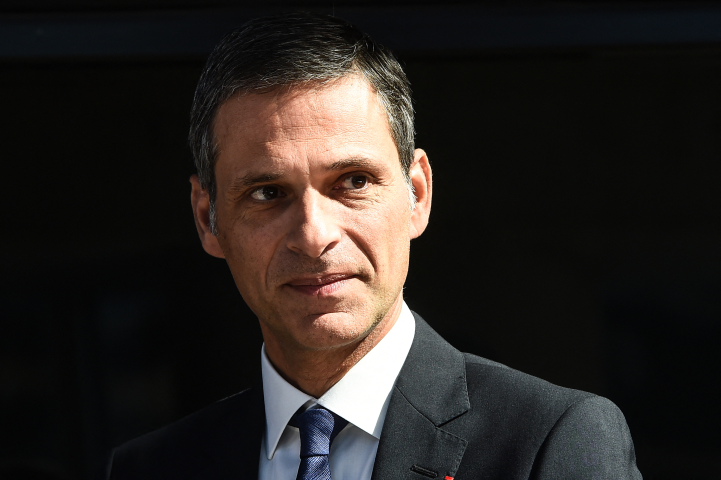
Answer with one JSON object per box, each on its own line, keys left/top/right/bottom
{"left": 105, "top": 312, "right": 642, "bottom": 479}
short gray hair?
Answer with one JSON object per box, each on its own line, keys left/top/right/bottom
{"left": 189, "top": 12, "right": 416, "bottom": 233}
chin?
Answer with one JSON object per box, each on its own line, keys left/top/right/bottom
{"left": 294, "top": 310, "right": 379, "bottom": 351}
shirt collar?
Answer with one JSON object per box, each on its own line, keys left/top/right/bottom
{"left": 261, "top": 301, "right": 416, "bottom": 460}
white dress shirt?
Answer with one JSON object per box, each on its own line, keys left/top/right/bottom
{"left": 258, "top": 301, "right": 416, "bottom": 480}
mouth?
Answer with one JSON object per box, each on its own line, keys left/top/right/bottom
{"left": 284, "top": 273, "right": 358, "bottom": 296}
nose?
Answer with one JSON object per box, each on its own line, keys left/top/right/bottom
{"left": 285, "top": 190, "right": 342, "bottom": 258}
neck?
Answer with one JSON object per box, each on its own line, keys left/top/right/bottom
{"left": 262, "top": 296, "right": 404, "bottom": 398}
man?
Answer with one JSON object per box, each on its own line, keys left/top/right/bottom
{"left": 104, "top": 12, "right": 642, "bottom": 480}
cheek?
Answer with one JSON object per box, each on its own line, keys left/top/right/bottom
{"left": 351, "top": 195, "right": 411, "bottom": 268}
{"left": 223, "top": 207, "right": 283, "bottom": 255}
{"left": 218, "top": 221, "right": 278, "bottom": 292}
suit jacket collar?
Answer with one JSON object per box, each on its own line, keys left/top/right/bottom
{"left": 394, "top": 312, "right": 470, "bottom": 426}
{"left": 371, "top": 311, "right": 470, "bottom": 480}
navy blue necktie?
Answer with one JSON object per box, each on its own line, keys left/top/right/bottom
{"left": 292, "top": 407, "right": 348, "bottom": 480}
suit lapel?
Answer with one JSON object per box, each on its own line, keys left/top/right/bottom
{"left": 192, "top": 386, "right": 265, "bottom": 480}
{"left": 371, "top": 312, "right": 470, "bottom": 480}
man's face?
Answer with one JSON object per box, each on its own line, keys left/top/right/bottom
{"left": 195, "top": 75, "right": 430, "bottom": 354}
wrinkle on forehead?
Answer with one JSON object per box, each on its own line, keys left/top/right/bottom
{"left": 216, "top": 75, "right": 385, "bottom": 145}
{"left": 214, "top": 75, "right": 392, "bottom": 167}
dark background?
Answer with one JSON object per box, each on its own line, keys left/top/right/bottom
{"left": 2, "top": 1, "right": 720, "bottom": 479}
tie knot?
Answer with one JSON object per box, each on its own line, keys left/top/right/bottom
{"left": 293, "top": 407, "right": 348, "bottom": 458}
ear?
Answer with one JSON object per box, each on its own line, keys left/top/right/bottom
{"left": 409, "top": 149, "right": 432, "bottom": 239}
{"left": 190, "top": 174, "right": 225, "bottom": 259}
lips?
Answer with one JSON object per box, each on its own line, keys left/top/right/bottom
{"left": 285, "top": 273, "right": 357, "bottom": 296}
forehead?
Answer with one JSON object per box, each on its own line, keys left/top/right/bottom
{"left": 212, "top": 76, "right": 399, "bottom": 176}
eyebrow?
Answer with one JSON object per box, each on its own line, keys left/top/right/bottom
{"left": 328, "top": 157, "right": 377, "bottom": 171}
{"left": 228, "top": 172, "right": 284, "bottom": 192}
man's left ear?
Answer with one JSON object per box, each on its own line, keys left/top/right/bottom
{"left": 409, "top": 148, "right": 432, "bottom": 239}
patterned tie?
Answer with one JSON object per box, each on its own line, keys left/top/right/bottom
{"left": 292, "top": 407, "right": 349, "bottom": 480}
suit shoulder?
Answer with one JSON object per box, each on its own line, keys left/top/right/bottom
{"left": 530, "top": 395, "right": 642, "bottom": 478}
{"left": 462, "top": 352, "right": 595, "bottom": 417}
{"left": 450, "top": 355, "right": 641, "bottom": 478}
{"left": 107, "top": 388, "right": 258, "bottom": 480}
{"left": 118, "top": 388, "right": 253, "bottom": 452}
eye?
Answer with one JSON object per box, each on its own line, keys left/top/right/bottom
{"left": 249, "top": 185, "right": 284, "bottom": 201}
{"left": 340, "top": 175, "right": 369, "bottom": 190}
